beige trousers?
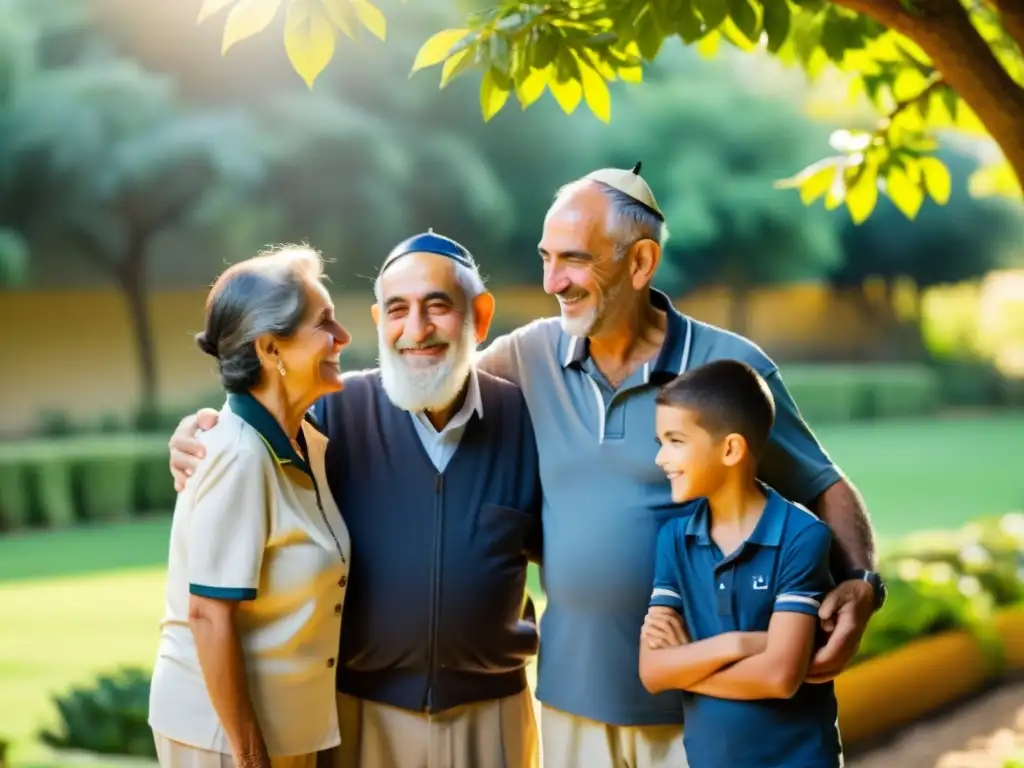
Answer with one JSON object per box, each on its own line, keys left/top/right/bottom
{"left": 153, "top": 733, "right": 318, "bottom": 768}
{"left": 540, "top": 705, "right": 688, "bottom": 768}
{"left": 332, "top": 690, "right": 539, "bottom": 768}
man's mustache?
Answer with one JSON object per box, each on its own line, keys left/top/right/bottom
{"left": 392, "top": 337, "right": 449, "bottom": 351}
{"left": 558, "top": 288, "right": 588, "bottom": 301}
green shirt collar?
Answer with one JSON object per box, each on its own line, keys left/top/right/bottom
{"left": 226, "top": 392, "right": 312, "bottom": 477}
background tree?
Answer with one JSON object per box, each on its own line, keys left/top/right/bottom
{"left": 835, "top": 147, "right": 1023, "bottom": 294}
{"left": 0, "top": 0, "right": 265, "bottom": 414}
{"left": 195, "top": 0, "right": 1024, "bottom": 226}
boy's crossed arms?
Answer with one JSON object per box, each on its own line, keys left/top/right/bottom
{"left": 638, "top": 605, "right": 817, "bottom": 701}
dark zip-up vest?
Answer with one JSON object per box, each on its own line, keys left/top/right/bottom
{"left": 315, "top": 369, "right": 542, "bottom": 713}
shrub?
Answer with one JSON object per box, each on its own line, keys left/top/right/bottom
{"left": 0, "top": 435, "right": 171, "bottom": 530}
{"left": 780, "top": 364, "right": 942, "bottom": 424}
{"left": 853, "top": 511, "right": 1024, "bottom": 668}
{"left": 39, "top": 668, "right": 155, "bottom": 758}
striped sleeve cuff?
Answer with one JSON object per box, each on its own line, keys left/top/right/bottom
{"left": 774, "top": 593, "right": 821, "bottom": 617}
{"left": 189, "top": 584, "right": 258, "bottom": 601}
{"left": 650, "top": 586, "right": 683, "bottom": 610}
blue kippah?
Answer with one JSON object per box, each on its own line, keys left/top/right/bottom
{"left": 380, "top": 229, "right": 475, "bottom": 274}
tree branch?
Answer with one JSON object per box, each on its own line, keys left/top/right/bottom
{"left": 889, "top": 75, "right": 946, "bottom": 122}
{"left": 835, "top": 0, "right": 1024, "bottom": 190}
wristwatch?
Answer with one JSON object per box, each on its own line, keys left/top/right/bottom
{"left": 849, "top": 569, "right": 887, "bottom": 611}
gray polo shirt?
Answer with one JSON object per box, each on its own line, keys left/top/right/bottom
{"left": 476, "top": 288, "right": 843, "bottom": 727}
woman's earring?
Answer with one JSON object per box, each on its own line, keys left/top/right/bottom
{"left": 277, "top": 359, "right": 286, "bottom": 377}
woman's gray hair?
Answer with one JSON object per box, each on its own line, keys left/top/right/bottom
{"left": 197, "top": 245, "right": 324, "bottom": 393}
{"left": 554, "top": 178, "right": 670, "bottom": 260}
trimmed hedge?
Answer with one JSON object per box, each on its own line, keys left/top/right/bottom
{"left": 779, "top": 364, "right": 942, "bottom": 424}
{"left": 1, "top": 362, "right": 1019, "bottom": 529}
{"left": 0, "top": 435, "right": 175, "bottom": 530}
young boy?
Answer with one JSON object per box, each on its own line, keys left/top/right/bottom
{"left": 638, "top": 359, "right": 842, "bottom": 768}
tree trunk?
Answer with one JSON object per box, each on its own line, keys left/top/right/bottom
{"left": 835, "top": 0, "right": 1024, "bottom": 193}
{"left": 117, "top": 239, "right": 158, "bottom": 419}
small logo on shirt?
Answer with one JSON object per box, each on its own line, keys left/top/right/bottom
{"left": 752, "top": 575, "right": 769, "bottom": 591}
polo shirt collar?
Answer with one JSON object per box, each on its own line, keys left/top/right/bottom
{"left": 746, "top": 484, "right": 788, "bottom": 547}
{"left": 560, "top": 288, "right": 693, "bottom": 384}
{"left": 683, "top": 483, "right": 788, "bottom": 548}
{"left": 227, "top": 392, "right": 312, "bottom": 477}
{"left": 413, "top": 365, "right": 484, "bottom": 433}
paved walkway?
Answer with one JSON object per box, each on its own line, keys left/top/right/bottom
{"left": 847, "top": 676, "right": 1024, "bottom": 768}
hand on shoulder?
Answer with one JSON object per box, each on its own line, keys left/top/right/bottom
{"left": 169, "top": 407, "right": 221, "bottom": 491}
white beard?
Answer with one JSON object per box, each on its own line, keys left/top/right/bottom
{"left": 559, "top": 278, "right": 622, "bottom": 337}
{"left": 378, "top": 314, "right": 477, "bottom": 413}
{"left": 559, "top": 305, "right": 599, "bottom": 337}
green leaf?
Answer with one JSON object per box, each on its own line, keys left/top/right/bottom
{"left": 480, "top": 68, "right": 510, "bottom": 121}
{"left": 533, "top": 33, "right": 559, "bottom": 69}
{"left": 919, "top": 157, "right": 951, "bottom": 204}
{"left": 884, "top": 165, "right": 925, "bottom": 219}
{"left": 676, "top": 0, "right": 706, "bottom": 44}
{"left": 775, "top": 156, "right": 843, "bottom": 205}
{"left": 762, "top": 0, "right": 791, "bottom": 53}
{"left": 694, "top": 0, "right": 728, "bottom": 29}
{"left": 221, "top": 0, "right": 282, "bottom": 54}
{"left": 321, "top": 0, "right": 358, "bottom": 38}
{"left": 697, "top": 29, "right": 721, "bottom": 57}
{"left": 820, "top": 11, "right": 851, "bottom": 64}
{"left": 727, "top": 0, "right": 760, "bottom": 42}
{"left": 636, "top": 8, "right": 664, "bottom": 60}
{"left": 197, "top": 0, "right": 237, "bottom": 24}
{"left": 284, "top": 0, "right": 335, "bottom": 88}
{"left": 549, "top": 72, "right": 583, "bottom": 114}
{"left": 352, "top": 0, "right": 385, "bottom": 41}
{"left": 941, "top": 86, "right": 959, "bottom": 122}
{"left": 578, "top": 60, "right": 611, "bottom": 122}
{"left": 845, "top": 168, "right": 879, "bottom": 224}
{"left": 515, "top": 67, "right": 548, "bottom": 109}
{"left": 439, "top": 48, "right": 473, "bottom": 88}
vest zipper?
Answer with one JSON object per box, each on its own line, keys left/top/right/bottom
{"left": 424, "top": 472, "right": 444, "bottom": 711}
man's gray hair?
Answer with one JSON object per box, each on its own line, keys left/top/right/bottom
{"left": 197, "top": 245, "right": 324, "bottom": 393}
{"left": 554, "top": 178, "right": 670, "bottom": 260}
{"left": 373, "top": 258, "right": 487, "bottom": 304}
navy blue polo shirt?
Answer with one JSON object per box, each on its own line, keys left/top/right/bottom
{"left": 650, "top": 487, "right": 842, "bottom": 768}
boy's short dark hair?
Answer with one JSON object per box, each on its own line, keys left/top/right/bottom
{"left": 656, "top": 360, "right": 776, "bottom": 458}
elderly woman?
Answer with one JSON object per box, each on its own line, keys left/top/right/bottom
{"left": 148, "top": 245, "right": 351, "bottom": 768}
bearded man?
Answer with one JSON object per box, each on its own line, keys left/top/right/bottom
{"left": 169, "top": 231, "right": 543, "bottom": 768}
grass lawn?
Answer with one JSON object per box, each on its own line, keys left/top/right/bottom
{"left": 1, "top": 413, "right": 1022, "bottom": 764}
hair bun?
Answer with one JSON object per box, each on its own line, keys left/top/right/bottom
{"left": 196, "top": 331, "right": 219, "bottom": 358}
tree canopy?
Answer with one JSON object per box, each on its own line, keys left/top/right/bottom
{"left": 197, "top": 0, "right": 1024, "bottom": 226}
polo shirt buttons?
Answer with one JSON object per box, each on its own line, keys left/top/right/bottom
{"left": 327, "top": 658, "right": 335, "bottom": 668}
{"left": 334, "top": 603, "right": 342, "bottom": 616}
{"left": 338, "top": 575, "right": 347, "bottom": 587}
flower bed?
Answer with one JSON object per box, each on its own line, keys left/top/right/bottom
{"left": 837, "top": 511, "right": 1024, "bottom": 744}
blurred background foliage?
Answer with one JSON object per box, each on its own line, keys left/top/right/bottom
{"left": 0, "top": 0, "right": 1023, "bottom": 764}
